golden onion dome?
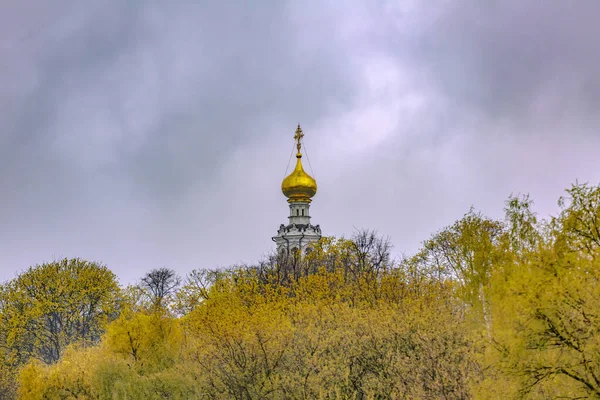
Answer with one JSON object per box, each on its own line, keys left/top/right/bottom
{"left": 281, "top": 125, "right": 317, "bottom": 203}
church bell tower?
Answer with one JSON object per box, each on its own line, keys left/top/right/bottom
{"left": 272, "top": 125, "right": 322, "bottom": 255}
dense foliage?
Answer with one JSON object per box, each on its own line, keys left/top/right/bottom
{"left": 0, "top": 259, "right": 120, "bottom": 398}
{"left": 1, "top": 182, "right": 600, "bottom": 399}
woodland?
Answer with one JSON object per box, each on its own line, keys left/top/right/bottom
{"left": 1, "top": 182, "right": 600, "bottom": 399}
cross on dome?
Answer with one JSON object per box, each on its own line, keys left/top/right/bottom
{"left": 294, "top": 124, "right": 304, "bottom": 156}
{"left": 281, "top": 124, "right": 317, "bottom": 203}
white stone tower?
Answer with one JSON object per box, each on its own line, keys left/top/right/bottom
{"left": 272, "top": 125, "right": 322, "bottom": 255}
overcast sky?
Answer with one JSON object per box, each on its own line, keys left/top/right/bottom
{"left": 1, "top": 0, "right": 599, "bottom": 284}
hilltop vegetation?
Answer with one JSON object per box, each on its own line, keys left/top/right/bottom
{"left": 1, "top": 182, "right": 600, "bottom": 399}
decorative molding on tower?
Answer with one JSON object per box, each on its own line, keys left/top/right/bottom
{"left": 272, "top": 125, "right": 322, "bottom": 254}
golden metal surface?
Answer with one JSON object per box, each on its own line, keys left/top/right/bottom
{"left": 281, "top": 124, "right": 317, "bottom": 203}
{"left": 294, "top": 124, "right": 304, "bottom": 156}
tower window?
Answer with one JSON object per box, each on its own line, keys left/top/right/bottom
{"left": 296, "top": 209, "right": 299, "bottom": 216}
{"left": 302, "top": 209, "right": 304, "bottom": 216}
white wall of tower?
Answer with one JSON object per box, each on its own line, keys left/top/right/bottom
{"left": 272, "top": 199, "right": 321, "bottom": 254}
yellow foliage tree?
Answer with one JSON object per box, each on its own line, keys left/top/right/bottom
{"left": 479, "top": 183, "right": 600, "bottom": 398}
{"left": 12, "top": 183, "right": 600, "bottom": 399}
{"left": 0, "top": 258, "right": 120, "bottom": 398}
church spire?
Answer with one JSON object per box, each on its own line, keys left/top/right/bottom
{"left": 272, "top": 124, "right": 322, "bottom": 255}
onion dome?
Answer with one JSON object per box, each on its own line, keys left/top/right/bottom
{"left": 281, "top": 125, "right": 317, "bottom": 203}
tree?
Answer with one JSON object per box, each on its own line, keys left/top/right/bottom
{"left": 14, "top": 182, "right": 600, "bottom": 399}
{"left": 0, "top": 258, "right": 120, "bottom": 397}
{"left": 349, "top": 228, "right": 393, "bottom": 278}
{"left": 174, "top": 268, "right": 223, "bottom": 315}
{"left": 178, "top": 265, "right": 477, "bottom": 399}
{"left": 413, "top": 208, "right": 506, "bottom": 339}
{"left": 252, "top": 230, "right": 394, "bottom": 287}
{"left": 17, "top": 242, "right": 479, "bottom": 399}
{"left": 503, "top": 193, "right": 542, "bottom": 258}
{"left": 557, "top": 182, "right": 600, "bottom": 256}
{"left": 480, "top": 184, "right": 600, "bottom": 398}
{"left": 140, "top": 268, "right": 181, "bottom": 311}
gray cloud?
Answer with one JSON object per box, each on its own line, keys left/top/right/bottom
{"left": 3, "top": 1, "right": 361, "bottom": 201}
{"left": 0, "top": 1, "right": 369, "bottom": 282}
{"left": 1, "top": 0, "right": 599, "bottom": 283}
{"left": 404, "top": 0, "right": 600, "bottom": 128}
{"left": 307, "top": 0, "right": 600, "bottom": 256}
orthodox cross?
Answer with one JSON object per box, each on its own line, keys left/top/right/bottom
{"left": 294, "top": 124, "right": 304, "bottom": 155}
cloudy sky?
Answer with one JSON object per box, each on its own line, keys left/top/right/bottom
{"left": 1, "top": 0, "right": 599, "bottom": 284}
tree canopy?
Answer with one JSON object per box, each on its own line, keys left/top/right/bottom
{"left": 0, "top": 259, "right": 120, "bottom": 398}
{"left": 2, "top": 182, "right": 600, "bottom": 399}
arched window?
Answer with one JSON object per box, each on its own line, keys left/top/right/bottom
{"left": 296, "top": 209, "right": 299, "bottom": 216}
{"left": 301, "top": 209, "right": 304, "bottom": 216}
